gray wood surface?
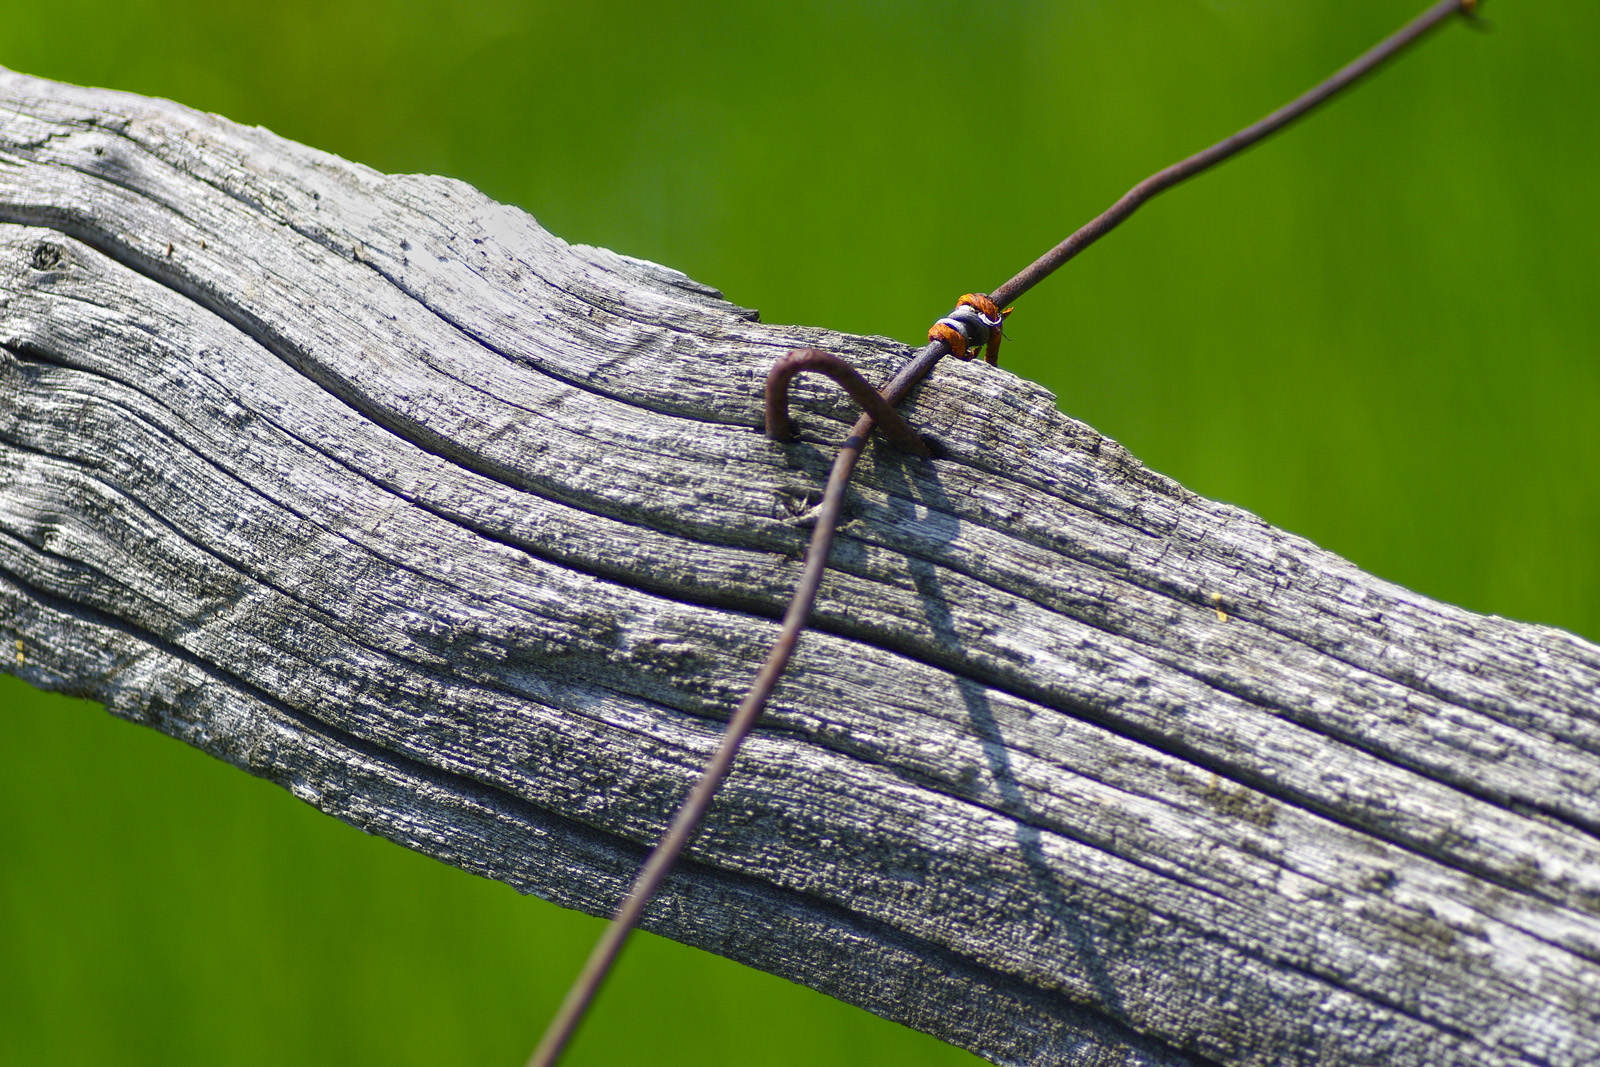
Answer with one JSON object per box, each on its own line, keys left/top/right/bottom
{"left": 3, "top": 69, "right": 1599, "bottom": 1067}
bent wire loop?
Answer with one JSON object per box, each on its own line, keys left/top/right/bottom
{"left": 764, "top": 348, "right": 932, "bottom": 458}
{"left": 765, "top": 294, "right": 1014, "bottom": 458}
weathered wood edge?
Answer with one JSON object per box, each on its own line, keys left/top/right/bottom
{"left": 3, "top": 70, "right": 1600, "bottom": 1067}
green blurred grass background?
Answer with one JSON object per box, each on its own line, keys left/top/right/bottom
{"left": 1, "top": 1, "right": 1595, "bottom": 1064}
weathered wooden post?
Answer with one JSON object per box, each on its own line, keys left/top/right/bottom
{"left": 3, "top": 70, "right": 1598, "bottom": 1067}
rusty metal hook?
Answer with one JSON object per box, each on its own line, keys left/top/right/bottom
{"left": 764, "top": 348, "right": 932, "bottom": 458}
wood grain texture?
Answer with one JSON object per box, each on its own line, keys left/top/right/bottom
{"left": 3, "top": 69, "right": 1599, "bottom": 1067}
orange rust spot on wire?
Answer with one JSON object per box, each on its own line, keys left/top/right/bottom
{"left": 958, "top": 293, "right": 1001, "bottom": 320}
{"left": 955, "top": 293, "right": 1015, "bottom": 365}
{"left": 928, "top": 322, "right": 969, "bottom": 360}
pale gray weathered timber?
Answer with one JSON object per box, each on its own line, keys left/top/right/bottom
{"left": 2, "top": 69, "right": 1599, "bottom": 1067}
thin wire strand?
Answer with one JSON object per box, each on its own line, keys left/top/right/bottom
{"left": 526, "top": 3, "right": 1474, "bottom": 1063}
{"left": 991, "top": 0, "right": 1474, "bottom": 309}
